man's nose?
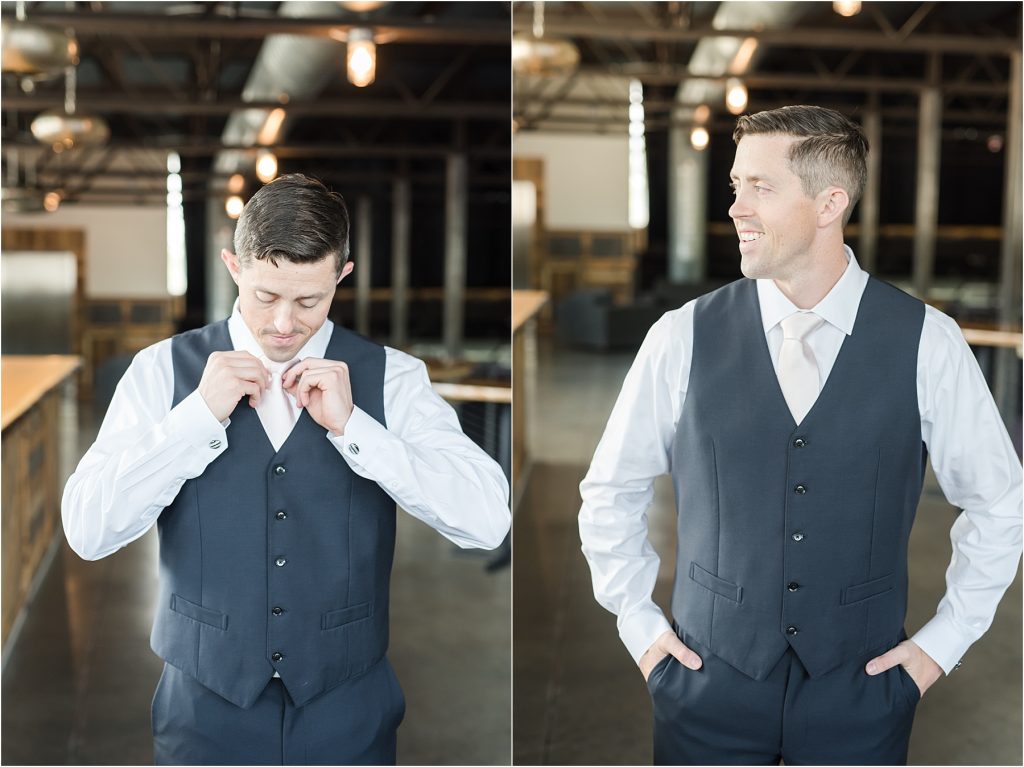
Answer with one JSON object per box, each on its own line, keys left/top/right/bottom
{"left": 272, "top": 303, "right": 295, "bottom": 333}
{"left": 729, "top": 193, "right": 752, "bottom": 220}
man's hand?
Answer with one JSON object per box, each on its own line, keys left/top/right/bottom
{"left": 639, "top": 629, "right": 703, "bottom": 682}
{"left": 197, "top": 351, "right": 271, "bottom": 422}
{"left": 865, "top": 639, "right": 942, "bottom": 698}
{"left": 282, "top": 359, "right": 354, "bottom": 436}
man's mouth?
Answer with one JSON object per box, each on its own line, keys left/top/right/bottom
{"left": 738, "top": 231, "right": 765, "bottom": 242}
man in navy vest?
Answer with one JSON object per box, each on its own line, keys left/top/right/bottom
{"left": 62, "top": 174, "right": 510, "bottom": 765}
{"left": 579, "top": 106, "right": 1022, "bottom": 764}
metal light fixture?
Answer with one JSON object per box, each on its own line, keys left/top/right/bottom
{"left": 1, "top": 2, "right": 78, "bottom": 77}
{"left": 833, "top": 0, "right": 862, "bottom": 17}
{"left": 512, "top": 0, "right": 580, "bottom": 77}
{"left": 725, "top": 78, "right": 748, "bottom": 115}
{"left": 226, "top": 195, "right": 245, "bottom": 219}
{"left": 347, "top": 28, "right": 376, "bottom": 87}
{"left": 30, "top": 63, "right": 109, "bottom": 149}
{"left": 255, "top": 150, "right": 278, "bottom": 184}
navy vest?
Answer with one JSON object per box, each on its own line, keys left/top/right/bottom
{"left": 150, "top": 320, "right": 395, "bottom": 708}
{"left": 671, "top": 277, "right": 927, "bottom": 681}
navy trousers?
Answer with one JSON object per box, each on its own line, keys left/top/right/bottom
{"left": 152, "top": 657, "right": 405, "bottom": 765}
{"left": 648, "top": 627, "right": 920, "bottom": 765}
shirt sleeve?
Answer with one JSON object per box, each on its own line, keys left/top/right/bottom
{"left": 909, "top": 307, "right": 1024, "bottom": 674}
{"left": 328, "top": 348, "right": 510, "bottom": 550}
{"left": 578, "top": 305, "right": 693, "bottom": 664}
{"left": 61, "top": 340, "right": 230, "bottom": 561}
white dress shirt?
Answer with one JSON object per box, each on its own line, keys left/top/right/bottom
{"left": 62, "top": 302, "right": 511, "bottom": 562}
{"left": 579, "top": 246, "right": 1023, "bottom": 675}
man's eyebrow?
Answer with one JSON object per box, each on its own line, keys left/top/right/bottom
{"left": 254, "top": 287, "right": 327, "bottom": 301}
{"left": 728, "top": 174, "right": 775, "bottom": 184}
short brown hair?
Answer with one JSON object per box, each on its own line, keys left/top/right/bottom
{"left": 733, "top": 105, "right": 868, "bottom": 226}
{"left": 233, "top": 173, "right": 350, "bottom": 276}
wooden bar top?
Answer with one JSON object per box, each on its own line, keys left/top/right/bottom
{"left": 512, "top": 290, "right": 549, "bottom": 334}
{"left": 2, "top": 355, "right": 81, "bottom": 431}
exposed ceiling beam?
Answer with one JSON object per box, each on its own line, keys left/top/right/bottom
{"left": 1, "top": 140, "right": 510, "bottom": 159}
{"left": 0, "top": 10, "right": 509, "bottom": 44}
{"left": 509, "top": 17, "right": 1019, "bottom": 56}
{"left": 0, "top": 95, "right": 510, "bottom": 120}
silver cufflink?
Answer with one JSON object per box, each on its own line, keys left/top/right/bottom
{"left": 209, "top": 439, "right": 222, "bottom": 449}
{"left": 348, "top": 443, "right": 360, "bottom": 455}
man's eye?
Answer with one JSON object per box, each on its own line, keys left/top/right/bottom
{"left": 257, "top": 295, "right": 274, "bottom": 304}
{"left": 299, "top": 302, "right": 317, "bottom": 309}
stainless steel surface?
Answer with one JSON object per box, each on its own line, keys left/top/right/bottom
{"left": 0, "top": 250, "right": 76, "bottom": 354}
{"left": 912, "top": 56, "right": 942, "bottom": 301}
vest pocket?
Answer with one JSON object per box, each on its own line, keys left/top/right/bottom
{"left": 688, "top": 562, "right": 742, "bottom": 603}
{"left": 840, "top": 573, "right": 894, "bottom": 605}
{"left": 321, "top": 601, "right": 373, "bottom": 630}
{"left": 169, "top": 594, "right": 228, "bottom": 630}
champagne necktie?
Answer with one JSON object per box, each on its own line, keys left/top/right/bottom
{"left": 256, "top": 356, "right": 300, "bottom": 451}
{"left": 778, "top": 313, "right": 825, "bottom": 425}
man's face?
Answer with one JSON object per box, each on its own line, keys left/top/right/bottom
{"left": 222, "top": 249, "right": 353, "bottom": 362}
{"left": 728, "top": 134, "right": 821, "bottom": 282}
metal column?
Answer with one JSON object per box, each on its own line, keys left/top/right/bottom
{"left": 858, "top": 94, "right": 881, "bottom": 273}
{"left": 355, "top": 195, "right": 372, "bottom": 337}
{"left": 391, "top": 176, "right": 411, "bottom": 349}
{"left": 443, "top": 153, "right": 467, "bottom": 360}
{"left": 912, "top": 55, "right": 942, "bottom": 301}
{"left": 995, "top": 50, "right": 1022, "bottom": 431}
{"left": 668, "top": 113, "right": 708, "bottom": 283}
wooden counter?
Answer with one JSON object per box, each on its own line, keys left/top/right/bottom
{"left": 512, "top": 291, "right": 549, "bottom": 505}
{"left": 2, "top": 355, "right": 81, "bottom": 645}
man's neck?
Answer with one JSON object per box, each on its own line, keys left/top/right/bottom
{"left": 772, "top": 242, "right": 848, "bottom": 310}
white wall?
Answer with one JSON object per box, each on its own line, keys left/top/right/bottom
{"left": 3, "top": 205, "right": 169, "bottom": 297}
{"left": 513, "top": 132, "right": 629, "bottom": 230}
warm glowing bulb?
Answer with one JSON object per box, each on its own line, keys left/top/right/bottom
{"left": 693, "top": 104, "right": 711, "bottom": 125}
{"left": 228, "top": 173, "right": 245, "bottom": 194}
{"left": 256, "top": 151, "right": 278, "bottom": 184}
{"left": 226, "top": 195, "right": 244, "bottom": 219}
{"left": 347, "top": 29, "right": 376, "bottom": 87}
{"left": 725, "top": 78, "right": 748, "bottom": 115}
{"left": 690, "top": 127, "right": 709, "bottom": 151}
{"left": 833, "top": 0, "right": 862, "bottom": 16}
{"left": 43, "top": 192, "right": 61, "bottom": 212}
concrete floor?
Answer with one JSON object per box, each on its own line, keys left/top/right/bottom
{"left": 2, "top": 409, "right": 511, "bottom": 766}
{"left": 514, "top": 339, "right": 1023, "bottom": 765}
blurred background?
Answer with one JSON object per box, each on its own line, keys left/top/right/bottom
{"left": 0, "top": 1, "right": 510, "bottom": 764}
{"left": 511, "top": 1, "right": 1022, "bottom": 764}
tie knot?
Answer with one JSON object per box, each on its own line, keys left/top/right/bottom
{"left": 780, "top": 313, "right": 824, "bottom": 342}
{"left": 261, "top": 356, "right": 298, "bottom": 387}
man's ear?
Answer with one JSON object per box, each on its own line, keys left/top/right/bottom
{"left": 221, "top": 248, "right": 242, "bottom": 285}
{"left": 337, "top": 260, "right": 355, "bottom": 284}
{"left": 817, "top": 187, "right": 850, "bottom": 229}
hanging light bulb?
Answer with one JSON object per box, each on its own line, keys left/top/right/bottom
{"left": 228, "top": 173, "right": 245, "bottom": 194}
{"left": 255, "top": 150, "right": 278, "bottom": 184}
{"left": 43, "top": 191, "right": 61, "bottom": 212}
{"left": 725, "top": 78, "right": 748, "bottom": 115}
{"left": 226, "top": 195, "right": 244, "bottom": 219}
{"left": 347, "top": 28, "right": 376, "bottom": 87}
{"left": 690, "top": 127, "right": 710, "bottom": 151}
{"left": 833, "top": 0, "right": 862, "bottom": 17}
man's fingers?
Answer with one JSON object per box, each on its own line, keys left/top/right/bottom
{"left": 666, "top": 638, "right": 702, "bottom": 670}
{"left": 866, "top": 649, "right": 901, "bottom": 675}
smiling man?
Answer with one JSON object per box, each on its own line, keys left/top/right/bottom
{"left": 62, "top": 173, "right": 510, "bottom": 765}
{"left": 579, "top": 106, "right": 1022, "bottom": 765}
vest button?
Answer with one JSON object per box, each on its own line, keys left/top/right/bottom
{"left": 272, "top": 607, "right": 284, "bottom": 616}
{"left": 794, "top": 484, "right": 807, "bottom": 495}
{"left": 275, "top": 510, "right": 287, "bottom": 520}
{"left": 792, "top": 532, "right": 804, "bottom": 542}
{"left": 786, "top": 626, "right": 798, "bottom": 636}
{"left": 787, "top": 582, "right": 800, "bottom": 591}
{"left": 275, "top": 557, "right": 287, "bottom": 567}
{"left": 793, "top": 437, "right": 806, "bottom": 448}
{"left": 272, "top": 652, "right": 283, "bottom": 662}
{"left": 274, "top": 465, "right": 286, "bottom": 476}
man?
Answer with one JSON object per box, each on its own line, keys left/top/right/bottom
{"left": 62, "top": 174, "right": 510, "bottom": 765}
{"left": 579, "top": 106, "right": 1022, "bottom": 765}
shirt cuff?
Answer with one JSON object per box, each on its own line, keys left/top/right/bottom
{"left": 166, "top": 390, "right": 230, "bottom": 459}
{"left": 328, "top": 406, "right": 388, "bottom": 467}
{"left": 619, "top": 605, "right": 675, "bottom": 665}
{"left": 910, "top": 613, "right": 971, "bottom": 675}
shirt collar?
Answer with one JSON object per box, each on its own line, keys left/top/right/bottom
{"left": 227, "top": 297, "right": 334, "bottom": 362}
{"left": 756, "top": 244, "right": 867, "bottom": 337}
